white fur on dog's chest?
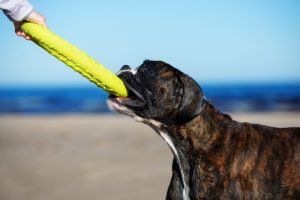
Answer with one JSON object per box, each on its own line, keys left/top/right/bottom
{"left": 148, "top": 120, "right": 190, "bottom": 200}
{"left": 107, "top": 99, "right": 191, "bottom": 200}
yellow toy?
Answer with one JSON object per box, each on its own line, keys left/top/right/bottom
{"left": 21, "top": 22, "right": 128, "bottom": 97}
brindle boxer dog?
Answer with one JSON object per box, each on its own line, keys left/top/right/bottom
{"left": 108, "top": 60, "right": 300, "bottom": 200}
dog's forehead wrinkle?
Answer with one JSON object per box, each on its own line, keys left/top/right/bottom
{"left": 160, "top": 69, "right": 175, "bottom": 78}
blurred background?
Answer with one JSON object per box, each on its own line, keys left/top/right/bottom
{"left": 1, "top": 0, "right": 300, "bottom": 113}
{"left": 0, "top": 1, "right": 299, "bottom": 200}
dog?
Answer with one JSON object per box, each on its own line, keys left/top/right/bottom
{"left": 108, "top": 60, "right": 300, "bottom": 200}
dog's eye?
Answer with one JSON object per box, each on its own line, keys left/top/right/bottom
{"left": 160, "top": 87, "right": 166, "bottom": 95}
{"left": 139, "top": 67, "right": 155, "bottom": 77}
{"left": 179, "top": 87, "right": 184, "bottom": 97}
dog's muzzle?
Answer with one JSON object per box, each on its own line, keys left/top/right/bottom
{"left": 110, "top": 66, "right": 146, "bottom": 109}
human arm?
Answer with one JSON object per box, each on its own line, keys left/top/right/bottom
{"left": 0, "top": 0, "right": 46, "bottom": 40}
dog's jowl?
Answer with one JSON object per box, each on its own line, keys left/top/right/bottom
{"left": 108, "top": 60, "right": 300, "bottom": 200}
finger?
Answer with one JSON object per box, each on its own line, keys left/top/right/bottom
{"left": 25, "top": 10, "right": 47, "bottom": 28}
{"left": 20, "top": 32, "right": 26, "bottom": 37}
{"left": 24, "top": 33, "right": 31, "bottom": 40}
{"left": 25, "top": 36, "right": 31, "bottom": 40}
{"left": 41, "top": 17, "right": 47, "bottom": 28}
{"left": 15, "top": 31, "right": 22, "bottom": 36}
{"left": 20, "top": 31, "right": 31, "bottom": 40}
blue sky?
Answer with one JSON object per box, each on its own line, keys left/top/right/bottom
{"left": 1, "top": 0, "right": 299, "bottom": 87}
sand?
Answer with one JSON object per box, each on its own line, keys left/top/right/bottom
{"left": 0, "top": 112, "right": 299, "bottom": 200}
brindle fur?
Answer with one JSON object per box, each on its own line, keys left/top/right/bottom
{"left": 108, "top": 60, "right": 300, "bottom": 200}
{"left": 164, "top": 101, "right": 299, "bottom": 199}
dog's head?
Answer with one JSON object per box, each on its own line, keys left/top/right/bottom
{"left": 108, "top": 60, "right": 204, "bottom": 124}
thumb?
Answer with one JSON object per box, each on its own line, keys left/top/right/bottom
{"left": 25, "top": 10, "right": 47, "bottom": 28}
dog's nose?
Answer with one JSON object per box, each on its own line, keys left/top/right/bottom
{"left": 120, "top": 65, "right": 131, "bottom": 71}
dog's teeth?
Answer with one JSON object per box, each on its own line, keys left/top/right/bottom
{"left": 116, "top": 98, "right": 123, "bottom": 103}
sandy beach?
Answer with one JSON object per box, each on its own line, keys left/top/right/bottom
{"left": 0, "top": 112, "right": 299, "bottom": 200}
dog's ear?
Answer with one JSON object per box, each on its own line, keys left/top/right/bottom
{"left": 176, "top": 74, "right": 204, "bottom": 122}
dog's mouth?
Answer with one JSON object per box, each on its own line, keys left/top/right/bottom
{"left": 109, "top": 70, "right": 146, "bottom": 109}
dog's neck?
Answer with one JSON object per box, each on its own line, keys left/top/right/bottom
{"left": 162, "top": 100, "right": 232, "bottom": 152}
{"left": 177, "top": 101, "right": 232, "bottom": 151}
{"left": 146, "top": 100, "right": 233, "bottom": 199}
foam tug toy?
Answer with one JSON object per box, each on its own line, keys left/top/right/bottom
{"left": 21, "top": 22, "right": 128, "bottom": 97}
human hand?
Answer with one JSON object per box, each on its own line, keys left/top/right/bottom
{"left": 14, "top": 10, "right": 47, "bottom": 40}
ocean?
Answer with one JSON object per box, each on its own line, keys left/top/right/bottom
{"left": 0, "top": 83, "right": 299, "bottom": 114}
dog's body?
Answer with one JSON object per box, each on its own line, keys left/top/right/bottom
{"left": 108, "top": 60, "right": 300, "bottom": 200}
